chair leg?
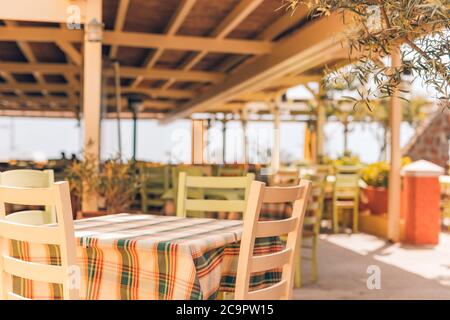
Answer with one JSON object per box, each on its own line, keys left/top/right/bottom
{"left": 353, "top": 201, "right": 358, "bottom": 233}
{"left": 294, "top": 248, "right": 302, "bottom": 288}
{"left": 333, "top": 205, "right": 339, "bottom": 233}
{"left": 311, "top": 237, "right": 318, "bottom": 283}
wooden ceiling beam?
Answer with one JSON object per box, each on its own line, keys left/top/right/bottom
{"left": 160, "top": 0, "right": 263, "bottom": 91}
{"left": 4, "top": 21, "right": 48, "bottom": 97}
{"left": 0, "top": 0, "right": 86, "bottom": 23}
{"left": 216, "top": 5, "right": 310, "bottom": 73}
{"left": 161, "top": 13, "right": 351, "bottom": 123}
{"left": 108, "top": 66, "right": 223, "bottom": 82}
{"left": 0, "top": 109, "right": 165, "bottom": 120}
{"left": 0, "top": 62, "right": 224, "bottom": 82}
{"left": 0, "top": 27, "right": 272, "bottom": 55}
{"left": 56, "top": 41, "right": 82, "bottom": 66}
{"left": 109, "top": 0, "right": 131, "bottom": 59}
{"left": 0, "top": 83, "right": 197, "bottom": 99}
{"left": 131, "top": 0, "right": 197, "bottom": 87}
{"left": 267, "top": 75, "right": 323, "bottom": 88}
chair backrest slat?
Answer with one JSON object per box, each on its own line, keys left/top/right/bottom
{"left": 0, "top": 169, "right": 56, "bottom": 224}
{"left": 185, "top": 176, "right": 252, "bottom": 189}
{"left": 0, "top": 169, "right": 54, "bottom": 188}
{"left": 235, "top": 180, "right": 311, "bottom": 300}
{"left": 251, "top": 248, "right": 292, "bottom": 273}
{"left": 0, "top": 221, "right": 62, "bottom": 244}
{"left": 177, "top": 172, "right": 254, "bottom": 218}
{"left": 0, "top": 186, "right": 56, "bottom": 206}
{"left": 185, "top": 199, "right": 246, "bottom": 212}
{"left": 3, "top": 256, "right": 67, "bottom": 284}
{"left": 261, "top": 186, "right": 304, "bottom": 204}
{"left": 0, "top": 182, "right": 78, "bottom": 300}
{"left": 255, "top": 217, "right": 298, "bottom": 238}
{"left": 246, "top": 279, "right": 287, "bottom": 300}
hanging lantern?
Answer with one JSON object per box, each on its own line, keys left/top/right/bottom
{"left": 85, "top": 18, "right": 103, "bottom": 42}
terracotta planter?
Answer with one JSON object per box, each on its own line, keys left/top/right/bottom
{"left": 361, "top": 186, "right": 388, "bottom": 215}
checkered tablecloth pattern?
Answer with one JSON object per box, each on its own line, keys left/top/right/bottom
{"left": 11, "top": 214, "right": 282, "bottom": 300}
{"left": 260, "top": 203, "right": 293, "bottom": 220}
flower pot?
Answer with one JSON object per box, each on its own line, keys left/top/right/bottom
{"left": 361, "top": 186, "right": 388, "bottom": 215}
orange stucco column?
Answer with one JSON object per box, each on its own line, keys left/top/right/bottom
{"left": 401, "top": 160, "right": 444, "bottom": 245}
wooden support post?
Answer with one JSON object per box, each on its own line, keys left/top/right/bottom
{"left": 387, "top": 47, "right": 402, "bottom": 242}
{"left": 192, "top": 119, "right": 205, "bottom": 165}
{"left": 241, "top": 109, "right": 248, "bottom": 165}
{"left": 315, "top": 85, "right": 326, "bottom": 163}
{"left": 222, "top": 118, "right": 227, "bottom": 164}
{"left": 272, "top": 104, "right": 281, "bottom": 172}
{"left": 82, "top": 0, "right": 102, "bottom": 212}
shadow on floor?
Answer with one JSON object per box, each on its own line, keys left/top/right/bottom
{"left": 294, "top": 235, "right": 450, "bottom": 300}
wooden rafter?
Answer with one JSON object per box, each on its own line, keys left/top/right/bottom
{"left": 161, "top": 13, "right": 350, "bottom": 123}
{"left": 56, "top": 41, "right": 82, "bottom": 66}
{"left": 0, "top": 83, "right": 197, "bottom": 99}
{"left": 160, "top": 0, "right": 264, "bottom": 91}
{"left": 0, "top": 0, "right": 87, "bottom": 23}
{"left": 131, "top": 0, "right": 197, "bottom": 88}
{"left": 109, "top": 0, "right": 131, "bottom": 59}
{"left": 216, "top": 5, "right": 310, "bottom": 73}
{"left": 0, "top": 62, "right": 224, "bottom": 83}
{"left": 0, "top": 27, "right": 273, "bottom": 55}
{"left": 4, "top": 21, "right": 48, "bottom": 97}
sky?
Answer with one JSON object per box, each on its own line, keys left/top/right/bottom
{"left": 1, "top": 72, "right": 431, "bottom": 164}
{"left": 0, "top": 115, "right": 415, "bottom": 164}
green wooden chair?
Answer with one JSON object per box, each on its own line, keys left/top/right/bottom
{"left": 332, "top": 165, "right": 361, "bottom": 233}
{"left": 160, "top": 166, "right": 210, "bottom": 215}
{"left": 176, "top": 172, "right": 254, "bottom": 219}
{"left": 295, "top": 173, "right": 326, "bottom": 287}
{"left": 0, "top": 169, "right": 55, "bottom": 224}
{"left": 140, "top": 165, "right": 170, "bottom": 213}
{"left": 216, "top": 165, "right": 247, "bottom": 177}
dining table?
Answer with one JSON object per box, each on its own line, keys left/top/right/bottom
{"left": 11, "top": 214, "right": 282, "bottom": 300}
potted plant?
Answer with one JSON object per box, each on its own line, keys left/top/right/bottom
{"left": 361, "top": 157, "right": 411, "bottom": 215}
{"left": 65, "top": 153, "right": 139, "bottom": 218}
{"left": 64, "top": 152, "right": 98, "bottom": 219}
{"left": 97, "top": 158, "right": 139, "bottom": 214}
{"left": 361, "top": 162, "right": 390, "bottom": 215}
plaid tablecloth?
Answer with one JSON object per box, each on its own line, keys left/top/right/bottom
{"left": 12, "top": 214, "right": 282, "bottom": 300}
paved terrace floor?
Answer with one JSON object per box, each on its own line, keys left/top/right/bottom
{"left": 293, "top": 232, "right": 450, "bottom": 299}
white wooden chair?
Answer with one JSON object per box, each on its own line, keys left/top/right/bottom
{"left": 176, "top": 173, "right": 254, "bottom": 218}
{"left": 0, "top": 181, "right": 78, "bottom": 300}
{"left": 0, "top": 169, "right": 55, "bottom": 225}
{"left": 235, "top": 180, "right": 312, "bottom": 300}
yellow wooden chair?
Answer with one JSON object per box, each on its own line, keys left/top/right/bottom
{"left": 295, "top": 173, "right": 326, "bottom": 287}
{"left": 140, "top": 165, "right": 170, "bottom": 213}
{"left": 0, "top": 169, "right": 55, "bottom": 224}
{"left": 332, "top": 165, "right": 361, "bottom": 233}
{"left": 268, "top": 168, "right": 300, "bottom": 187}
{"left": 217, "top": 165, "right": 248, "bottom": 177}
{"left": 176, "top": 172, "right": 254, "bottom": 219}
{"left": 235, "top": 180, "right": 312, "bottom": 300}
{"left": 0, "top": 181, "right": 78, "bottom": 300}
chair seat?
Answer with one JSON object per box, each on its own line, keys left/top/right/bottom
{"left": 335, "top": 191, "right": 358, "bottom": 198}
{"left": 335, "top": 200, "right": 356, "bottom": 207}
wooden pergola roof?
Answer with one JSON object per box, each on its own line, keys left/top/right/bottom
{"left": 0, "top": 0, "right": 350, "bottom": 121}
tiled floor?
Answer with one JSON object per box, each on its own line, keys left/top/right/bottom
{"left": 293, "top": 232, "right": 450, "bottom": 299}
